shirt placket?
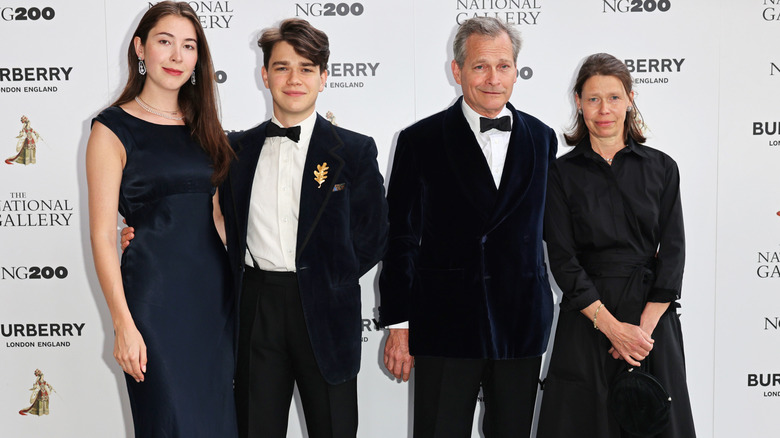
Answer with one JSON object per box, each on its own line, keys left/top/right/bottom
{"left": 278, "top": 138, "right": 297, "bottom": 269}
{"left": 489, "top": 134, "right": 501, "bottom": 185}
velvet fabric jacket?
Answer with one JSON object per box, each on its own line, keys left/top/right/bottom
{"left": 221, "top": 114, "right": 388, "bottom": 384}
{"left": 379, "top": 98, "right": 557, "bottom": 359}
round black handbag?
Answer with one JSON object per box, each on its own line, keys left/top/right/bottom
{"left": 608, "top": 363, "right": 672, "bottom": 436}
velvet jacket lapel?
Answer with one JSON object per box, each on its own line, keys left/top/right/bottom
{"left": 442, "top": 99, "right": 537, "bottom": 233}
{"left": 230, "top": 116, "right": 347, "bottom": 262}
{"left": 487, "top": 102, "right": 536, "bottom": 234}
{"left": 442, "top": 99, "right": 496, "bottom": 227}
{"left": 296, "top": 115, "right": 345, "bottom": 261}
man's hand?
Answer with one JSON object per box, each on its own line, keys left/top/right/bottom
{"left": 119, "top": 218, "right": 134, "bottom": 252}
{"left": 383, "top": 328, "right": 414, "bottom": 382}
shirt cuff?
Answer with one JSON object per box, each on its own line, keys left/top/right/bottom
{"left": 562, "top": 289, "right": 602, "bottom": 313}
{"left": 387, "top": 321, "right": 409, "bottom": 329}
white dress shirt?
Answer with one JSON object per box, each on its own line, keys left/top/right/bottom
{"left": 244, "top": 111, "right": 318, "bottom": 271}
{"left": 460, "top": 99, "right": 513, "bottom": 188}
{"left": 388, "top": 101, "right": 513, "bottom": 329}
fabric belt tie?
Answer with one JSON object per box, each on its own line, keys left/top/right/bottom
{"left": 578, "top": 253, "right": 655, "bottom": 279}
{"left": 577, "top": 254, "right": 656, "bottom": 324}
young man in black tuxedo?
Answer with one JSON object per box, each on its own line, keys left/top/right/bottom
{"left": 223, "top": 19, "right": 388, "bottom": 438}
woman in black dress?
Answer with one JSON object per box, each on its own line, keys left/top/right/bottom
{"left": 86, "top": 2, "right": 237, "bottom": 436}
{"left": 537, "top": 53, "right": 696, "bottom": 437}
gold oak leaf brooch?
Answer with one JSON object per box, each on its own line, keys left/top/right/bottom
{"left": 314, "top": 162, "right": 329, "bottom": 188}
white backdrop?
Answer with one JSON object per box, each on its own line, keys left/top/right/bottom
{"left": 1, "top": 1, "right": 777, "bottom": 437}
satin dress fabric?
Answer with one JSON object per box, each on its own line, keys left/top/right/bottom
{"left": 94, "top": 107, "right": 238, "bottom": 438}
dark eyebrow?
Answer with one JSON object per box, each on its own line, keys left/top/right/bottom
{"left": 153, "top": 31, "right": 197, "bottom": 44}
{"left": 271, "top": 61, "right": 316, "bottom": 68}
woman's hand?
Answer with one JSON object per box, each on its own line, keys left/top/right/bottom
{"left": 603, "top": 321, "right": 653, "bottom": 366}
{"left": 607, "top": 302, "right": 671, "bottom": 362}
{"left": 583, "top": 301, "right": 653, "bottom": 367}
{"left": 113, "top": 322, "right": 147, "bottom": 383}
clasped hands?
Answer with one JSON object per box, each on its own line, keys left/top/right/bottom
{"left": 594, "top": 301, "right": 668, "bottom": 367}
{"left": 603, "top": 321, "right": 654, "bottom": 367}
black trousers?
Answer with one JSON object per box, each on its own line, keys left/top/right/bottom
{"left": 235, "top": 266, "right": 358, "bottom": 438}
{"left": 413, "top": 355, "right": 542, "bottom": 438}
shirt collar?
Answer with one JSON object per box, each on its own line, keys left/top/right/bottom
{"left": 460, "top": 99, "right": 512, "bottom": 136}
{"left": 563, "top": 137, "right": 647, "bottom": 161}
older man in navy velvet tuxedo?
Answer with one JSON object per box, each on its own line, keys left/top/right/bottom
{"left": 220, "top": 19, "right": 388, "bottom": 438}
{"left": 379, "top": 17, "right": 557, "bottom": 437}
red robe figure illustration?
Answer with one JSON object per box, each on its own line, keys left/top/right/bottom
{"left": 19, "top": 369, "right": 54, "bottom": 416}
{"left": 6, "top": 115, "right": 40, "bottom": 165}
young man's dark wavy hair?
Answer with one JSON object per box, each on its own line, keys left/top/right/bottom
{"left": 258, "top": 18, "right": 330, "bottom": 73}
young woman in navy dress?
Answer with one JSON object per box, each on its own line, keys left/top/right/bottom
{"left": 86, "top": 2, "right": 237, "bottom": 436}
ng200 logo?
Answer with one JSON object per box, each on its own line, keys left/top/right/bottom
{"left": 1, "top": 7, "right": 55, "bottom": 21}
{"left": 295, "top": 3, "right": 364, "bottom": 17}
{"left": 602, "top": 0, "right": 671, "bottom": 13}
{"left": 1, "top": 266, "right": 68, "bottom": 280}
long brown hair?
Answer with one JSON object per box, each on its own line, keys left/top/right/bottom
{"left": 565, "top": 53, "right": 646, "bottom": 146}
{"left": 112, "top": 1, "right": 233, "bottom": 185}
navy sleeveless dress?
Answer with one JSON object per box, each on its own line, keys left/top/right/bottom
{"left": 94, "top": 107, "right": 238, "bottom": 437}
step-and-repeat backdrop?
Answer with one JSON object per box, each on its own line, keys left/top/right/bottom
{"left": 1, "top": 1, "right": 777, "bottom": 437}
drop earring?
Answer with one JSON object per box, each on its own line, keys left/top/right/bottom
{"left": 190, "top": 70, "right": 196, "bottom": 85}
{"left": 138, "top": 59, "right": 146, "bottom": 75}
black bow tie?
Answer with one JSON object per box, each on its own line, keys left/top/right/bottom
{"left": 479, "top": 116, "right": 511, "bottom": 133}
{"left": 265, "top": 122, "right": 301, "bottom": 142}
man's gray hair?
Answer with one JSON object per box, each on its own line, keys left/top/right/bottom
{"left": 453, "top": 17, "right": 522, "bottom": 68}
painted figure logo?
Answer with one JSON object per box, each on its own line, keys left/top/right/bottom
{"left": 18, "top": 369, "right": 55, "bottom": 416}
{"left": 5, "top": 115, "right": 41, "bottom": 165}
